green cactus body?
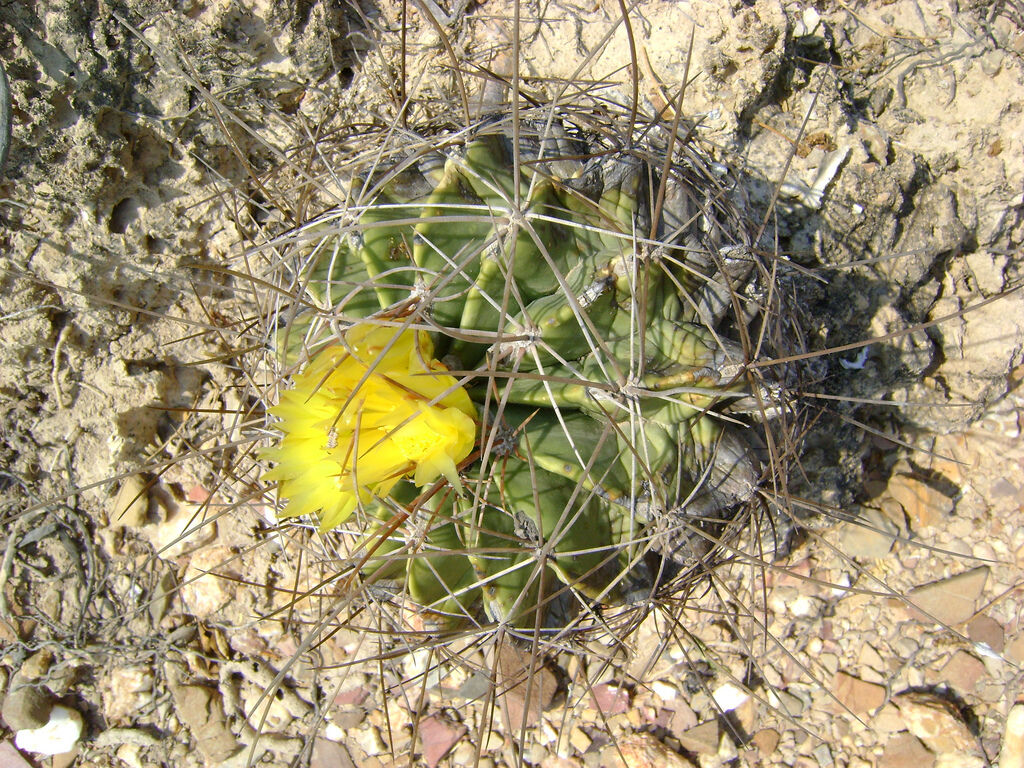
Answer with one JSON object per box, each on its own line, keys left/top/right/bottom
{"left": 272, "top": 120, "right": 757, "bottom": 629}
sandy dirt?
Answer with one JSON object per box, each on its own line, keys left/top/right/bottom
{"left": 1, "top": 1, "right": 1023, "bottom": 767}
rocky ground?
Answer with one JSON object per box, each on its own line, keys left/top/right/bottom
{"left": 1, "top": 1, "right": 1023, "bottom": 767}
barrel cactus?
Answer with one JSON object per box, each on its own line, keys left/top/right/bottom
{"left": 261, "top": 112, "right": 782, "bottom": 633}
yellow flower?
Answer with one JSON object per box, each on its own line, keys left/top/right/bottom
{"left": 263, "top": 323, "right": 477, "bottom": 532}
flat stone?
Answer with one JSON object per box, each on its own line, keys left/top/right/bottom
{"left": 967, "top": 615, "right": 1005, "bottom": 652}
{"left": 885, "top": 473, "right": 953, "bottom": 531}
{"left": 50, "top": 745, "right": 79, "bottom": 768}
{"left": 872, "top": 703, "right": 909, "bottom": 734}
{"left": 454, "top": 671, "right": 492, "bottom": 701}
{"left": 331, "top": 709, "right": 366, "bottom": 730}
{"left": 166, "top": 676, "right": 239, "bottom": 764}
{"left": 812, "top": 743, "right": 834, "bottom": 766}
{"left": 19, "top": 651, "right": 53, "bottom": 682}
{"left": 841, "top": 506, "right": 898, "bottom": 558}
{"left": 676, "top": 720, "right": 719, "bottom": 756}
{"left": 418, "top": 715, "right": 466, "bottom": 768}
{"left": 591, "top": 683, "right": 630, "bottom": 716}
{"left": 832, "top": 671, "right": 887, "bottom": 714}
{"left": 651, "top": 681, "right": 679, "bottom": 702}
{"left": 524, "top": 743, "right": 549, "bottom": 765}
{"left": 771, "top": 689, "right": 805, "bottom": 719}
{"left": 905, "top": 567, "right": 989, "bottom": 626}
{"left": 751, "top": 728, "right": 780, "bottom": 757}
{"left": 353, "top": 724, "right": 386, "bottom": 757}
{"left": 892, "top": 692, "right": 979, "bottom": 756}
{"left": 569, "top": 726, "right": 592, "bottom": 755}
{"left": 1007, "top": 633, "right": 1024, "bottom": 665}
{"left": 857, "top": 643, "right": 887, "bottom": 675}
{"left": 311, "top": 738, "right": 356, "bottom": 768}
{"left": 643, "top": 707, "right": 673, "bottom": 729}
{"left": 185, "top": 484, "right": 211, "bottom": 503}
{"left": 495, "top": 644, "right": 558, "bottom": 729}
{"left": 879, "top": 732, "right": 935, "bottom": 768}
{"left": 939, "top": 650, "right": 986, "bottom": 693}
{"left": 668, "top": 701, "right": 698, "bottom": 735}
{"left": 733, "top": 696, "right": 757, "bottom": 735}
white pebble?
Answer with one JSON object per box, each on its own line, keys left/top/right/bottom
{"left": 790, "top": 594, "right": 820, "bottom": 617}
{"left": 323, "top": 721, "right": 346, "bottom": 742}
{"left": 652, "top": 680, "right": 678, "bottom": 701}
{"left": 712, "top": 682, "right": 749, "bottom": 712}
{"left": 831, "top": 572, "right": 854, "bottom": 598}
{"left": 14, "top": 705, "right": 83, "bottom": 756}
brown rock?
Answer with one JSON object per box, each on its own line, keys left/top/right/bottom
{"left": 939, "top": 650, "right": 987, "bottom": 693}
{"left": 966, "top": 615, "right": 1005, "bottom": 652}
{"left": 832, "top": 671, "right": 887, "bottom": 714}
{"left": 334, "top": 686, "right": 370, "bottom": 708}
{"left": 311, "top": 738, "right": 356, "bottom": 768}
{"left": 418, "top": 715, "right": 466, "bottom": 768}
{"left": 857, "top": 643, "right": 887, "bottom": 676}
{"left": 733, "top": 696, "right": 757, "bottom": 735}
{"left": 569, "top": 726, "right": 592, "bottom": 755}
{"left": 880, "top": 732, "right": 935, "bottom": 768}
{"left": 871, "top": 703, "right": 908, "bottom": 734}
{"left": 892, "top": 692, "right": 980, "bottom": 757}
{"left": 668, "top": 701, "right": 698, "bottom": 734}
{"left": 676, "top": 720, "right": 719, "bottom": 756}
{"left": 495, "top": 643, "right": 558, "bottom": 729}
{"left": 841, "top": 506, "right": 898, "bottom": 558}
{"left": 50, "top": 745, "right": 80, "bottom": 768}
{"left": 332, "top": 709, "right": 366, "bottom": 730}
{"left": 1007, "top": 633, "right": 1024, "bottom": 665}
{"left": 590, "top": 683, "right": 630, "bottom": 716}
{"left": 886, "top": 473, "right": 953, "bottom": 530}
{"left": 905, "top": 567, "right": 989, "bottom": 626}
{"left": 1, "top": 685, "right": 53, "bottom": 731}
{"left": 19, "top": 650, "right": 53, "bottom": 682}
{"left": 167, "top": 679, "right": 239, "bottom": 763}
{"left": 751, "top": 728, "right": 780, "bottom": 757}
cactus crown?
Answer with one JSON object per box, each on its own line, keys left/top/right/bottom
{"left": 261, "top": 108, "right": 785, "bottom": 634}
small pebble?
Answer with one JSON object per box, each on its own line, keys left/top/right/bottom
{"left": 651, "top": 681, "right": 678, "bottom": 701}
{"left": 13, "top": 705, "right": 83, "bottom": 756}
{"left": 711, "top": 683, "right": 749, "bottom": 712}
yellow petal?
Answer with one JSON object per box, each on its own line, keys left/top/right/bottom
{"left": 263, "top": 323, "right": 477, "bottom": 531}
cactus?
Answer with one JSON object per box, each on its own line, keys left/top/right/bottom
{"left": 263, "top": 115, "right": 780, "bottom": 631}
{"left": 4, "top": 5, "right": 1023, "bottom": 768}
